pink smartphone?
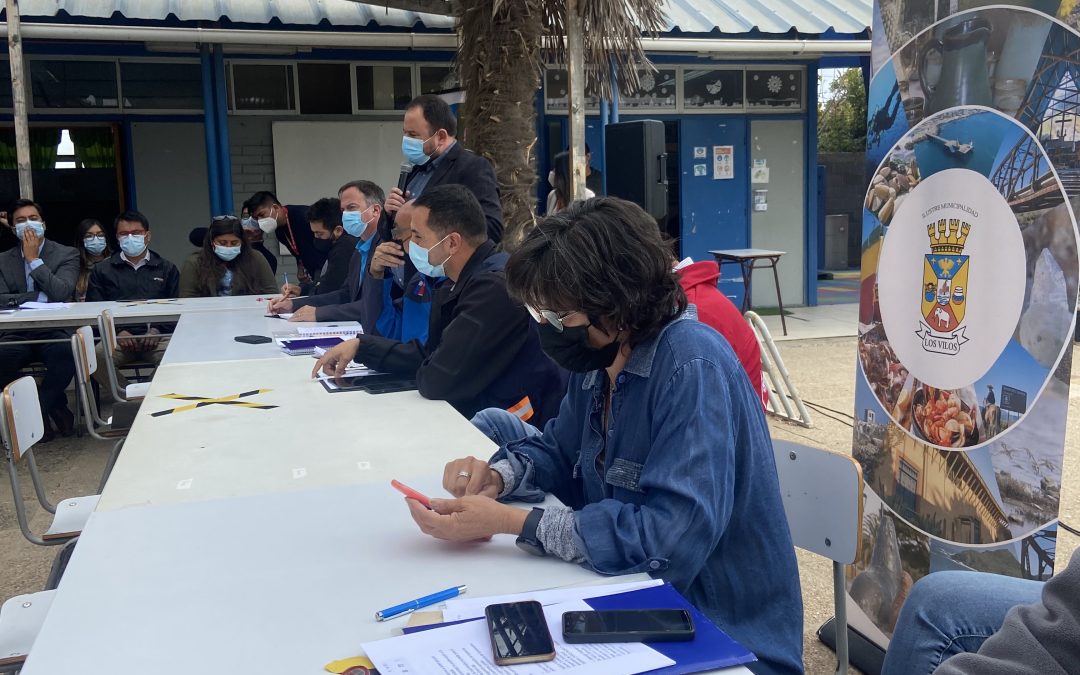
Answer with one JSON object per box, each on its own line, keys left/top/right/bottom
{"left": 391, "top": 479, "right": 431, "bottom": 509}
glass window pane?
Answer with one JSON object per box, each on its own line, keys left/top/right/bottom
{"left": 355, "top": 65, "right": 413, "bottom": 111}
{"left": 420, "top": 65, "right": 458, "bottom": 94}
{"left": 298, "top": 63, "right": 351, "bottom": 114}
{"left": 683, "top": 68, "right": 743, "bottom": 109}
{"left": 619, "top": 68, "right": 677, "bottom": 109}
{"left": 232, "top": 64, "right": 295, "bottom": 111}
{"left": 30, "top": 60, "right": 118, "bottom": 108}
{"left": 0, "top": 60, "right": 11, "bottom": 108}
{"left": 746, "top": 69, "right": 804, "bottom": 109}
{"left": 543, "top": 68, "right": 600, "bottom": 111}
{"left": 121, "top": 62, "right": 203, "bottom": 110}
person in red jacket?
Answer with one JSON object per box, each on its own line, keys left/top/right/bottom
{"left": 675, "top": 257, "right": 768, "bottom": 409}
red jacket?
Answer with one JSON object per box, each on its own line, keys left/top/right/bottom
{"left": 678, "top": 261, "right": 767, "bottom": 408}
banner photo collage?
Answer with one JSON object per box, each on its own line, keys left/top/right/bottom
{"left": 852, "top": 0, "right": 1080, "bottom": 646}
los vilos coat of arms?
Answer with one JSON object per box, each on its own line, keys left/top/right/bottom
{"left": 918, "top": 218, "right": 971, "bottom": 354}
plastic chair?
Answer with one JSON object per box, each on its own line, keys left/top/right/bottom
{"left": 97, "top": 309, "right": 152, "bottom": 401}
{"left": 771, "top": 439, "right": 864, "bottom": 675}
{"left": 71, "top": 326, "right": 130, "bottom": 491}
{"left": 1, "top": 376, "right": 99, "bottom": 546}
{"left": 0, "top": 589, "right": 55, "bottom": 673}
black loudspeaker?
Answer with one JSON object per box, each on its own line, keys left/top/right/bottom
{"left": 604, "top": 120, "right": 668, "bottom": 219}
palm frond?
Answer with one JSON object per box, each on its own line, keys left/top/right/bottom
{"left": 540, "top": 0, "right": 668, "bottom": 100}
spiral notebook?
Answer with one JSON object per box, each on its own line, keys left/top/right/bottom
{"left": 296, "top": 324, "right": 363, "bottom": 337}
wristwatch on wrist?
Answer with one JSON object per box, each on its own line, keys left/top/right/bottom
{"left": 515, "top": 507, "right": 546, "bottom": 556}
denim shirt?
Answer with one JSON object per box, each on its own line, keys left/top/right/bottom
{"left": 492, "top": 312, "right": 803, "bottom": 675}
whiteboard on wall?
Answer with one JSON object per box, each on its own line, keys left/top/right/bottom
{"left": 271, "top": 121, "right": 404, "bottom": 206}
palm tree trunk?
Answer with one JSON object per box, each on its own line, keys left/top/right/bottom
{"left": 456, "top": 0, "right": 544, "bottom": 250}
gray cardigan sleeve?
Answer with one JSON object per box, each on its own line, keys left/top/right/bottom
{"left": 934, "top": 552, "right": 1080, "bottom": 675}
{"left": 30, "top": 244, "right": 79, "bottom": 302}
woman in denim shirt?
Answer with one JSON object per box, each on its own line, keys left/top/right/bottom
{"left": 406, "top": 198, "right": 803, "bottom": 675}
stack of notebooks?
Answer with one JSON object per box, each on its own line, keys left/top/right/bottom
{"left": 278, "top": 326, "right": 361, "bottom": 356}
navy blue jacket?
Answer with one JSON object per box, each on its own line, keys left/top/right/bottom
{"left": 356, "top": 240, "right": 563, "bottom": 427}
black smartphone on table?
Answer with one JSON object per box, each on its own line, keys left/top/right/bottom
{"left": 485, "top": 601, "right": 556, "bottom": 666}
{"left": 561, "top": 608, "right": 695, "bottom": 643}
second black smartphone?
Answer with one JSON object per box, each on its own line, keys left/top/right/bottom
{"left": 562, "top": 608, "right": 695, "bottom": 643}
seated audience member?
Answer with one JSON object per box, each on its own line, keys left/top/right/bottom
{"left": 362, "top": 200, "right": 433, "bottom": 343}
{"left": 546, "top": 150, "right": 595, "bottom": 215}
{"left": 406, "top": 198, "right": 803, "bottom": 675}
{"left": 267, "top": 181, "right": 383, "bottom": 324}
{"left": 674, "top": 256, "right": 767, "bottom": 408}
{"left": 179, "top": 216, "right": 277, "bottom": 297}
{"left": 584, "top": 142, "right": 604, "bottom": 195}
{"left": 74, "top": 218, "right": 111, "bottom": 302}
{"left": 240, "top": 200, "right": 278, "bottom": 274}
{"left": 281, "top": 198, "right": 356, "bottom": 297}
{"left": 87, "top": 210, "right": 180, "bottom": 389}
{"left": 314, "top": 185, "right": 564, "bottom": 428}
{"left": 0, "top": 199, "right": 79, "bottom": 439}
{"left": 882, "top": 552, "right": 1079, "bottom": 675}
{"left": 248, "top": 190, "right": 321, "bottom": 282}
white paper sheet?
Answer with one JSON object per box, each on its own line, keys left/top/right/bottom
{"left": 441, "top": 579, "right": 663, "bottom": 622}
{"left": 297, "top": 325, "right": 362, "bottom": 336}
{"left": 362, "top": 599, "right": 674, "bottom": 675}
{"left": 19, "top": 301, "right": 71, "bottom": 310}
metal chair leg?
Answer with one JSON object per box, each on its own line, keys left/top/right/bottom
{"left": 834, "top": 560, "right": 849, "bottom": 675}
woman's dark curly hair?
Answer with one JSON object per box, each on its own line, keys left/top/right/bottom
{"left": 506, "top": 197, "right": 687, "bottom": 347}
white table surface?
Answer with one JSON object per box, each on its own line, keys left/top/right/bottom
{"left": 20, "top": 481, "right": 622, "bottom": 675}
{"left": 0, "top": 294, "right": 272, "bottom": 330}
{"left": 160, "top": 310, "right": 360, "bottom": 366}
{"left": 707, "top": 248, "right": 787, "bottom": 259}
{"left": 97, "top": 356, "right": 493, "bottom": 511}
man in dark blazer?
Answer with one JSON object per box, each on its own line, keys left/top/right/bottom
{"left": 0, "top": 199, "right": 79, "bottom": 438}
{"left": 385, "top": 95, "right": 503, "bottom": 244}
{"left": 267, "top": 181, "right": 383, "bottom": 326}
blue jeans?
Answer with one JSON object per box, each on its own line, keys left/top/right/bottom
{"left": 881, "top": 570, "right": 1043, "bottom": 675}
{"left": 470, "top": 408, "right": 541, "bottom": 447}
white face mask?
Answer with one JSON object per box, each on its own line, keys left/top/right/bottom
{"left": 257, "top": 206, "right": 278, "bottom": 234}
{"left": 548, "top": 170, "right": 556, "bottom": 187}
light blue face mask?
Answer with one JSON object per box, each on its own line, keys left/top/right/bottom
{"left": 15, "top": 220, "right": 45, "bottom": 240}
{"left": 118, "top": 234, "right": 147, "bottom": 257}
{"left": 402, "top": 134, "right": 434, "bottom": 166}
{"left": 84, "top": 235, "right": 107, "bottom": 255}
{"left": 408, "top": 234, "right": 451, "bottom": 278}
{"left": 214, "top": 244, "right": 242, "bottom": 262}
{"left": 341, "top": 205, "right": 375, "bottom": 238}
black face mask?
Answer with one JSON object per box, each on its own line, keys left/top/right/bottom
{"left": 538, "top": 322, "right": 620, "bottom": 373}
{"left": 312, "top": 237, "right": 334, "bottom": 253}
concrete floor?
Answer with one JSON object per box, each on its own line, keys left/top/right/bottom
{"left": 2, "top": 335, "right": 1077, "bottom": 674}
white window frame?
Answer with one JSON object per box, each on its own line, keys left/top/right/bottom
{"left": 680, "top": 65, "right": 747, "bottom": 114}
{"left": 745, "top": 65, "right": 806, "bottom": 113}
{"left": 227, "top": 60, "right": 300, "bottom": 116}
{"left": 350, "top": 61, "right": 419, "bottom": 116}
{"left": 25, "top": 55, "right": 122, "bottom": 115}
{"left": 543, "top": 64, "right": 807, "bottom": 115}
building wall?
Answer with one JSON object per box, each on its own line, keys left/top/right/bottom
{"left": 229, "top": 117, "right": 277, "bottom": 212}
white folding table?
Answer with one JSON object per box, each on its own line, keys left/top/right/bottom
{"left": 96, "top": 356, "right": 493, "bottom": 512}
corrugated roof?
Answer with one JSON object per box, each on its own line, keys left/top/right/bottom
{"left": 13, "top": 0, "right": 871, "bottom": 35}
{"left": 14, "top": 0, "right": 457, "bottom": 29}
{"left": 663, "top": 0, "right": 871, "bottom": 34}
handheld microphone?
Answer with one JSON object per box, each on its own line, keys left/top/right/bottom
{"left": 388, "top": 161, "right": 414, "bottom": 234}
{"left": 397, "top": 161, "right": 413, "bottom": 193}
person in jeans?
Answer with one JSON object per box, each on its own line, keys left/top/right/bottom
{"left": 402, "top": 198, "right": 803, "bottom": 675}
{"left": 882, "top": 552, "right": 1078, "bottom": 675}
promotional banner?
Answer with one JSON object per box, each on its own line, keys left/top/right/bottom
{"left": 852, "top": 0, "right": 1079, "bottom": 646}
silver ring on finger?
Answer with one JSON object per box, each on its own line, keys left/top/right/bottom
{"left": 457, "top": 470, "right": 472, "bottom": 479}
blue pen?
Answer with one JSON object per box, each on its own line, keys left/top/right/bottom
{"left": 375, "top": 585, "right": 467, "bottom": 621}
